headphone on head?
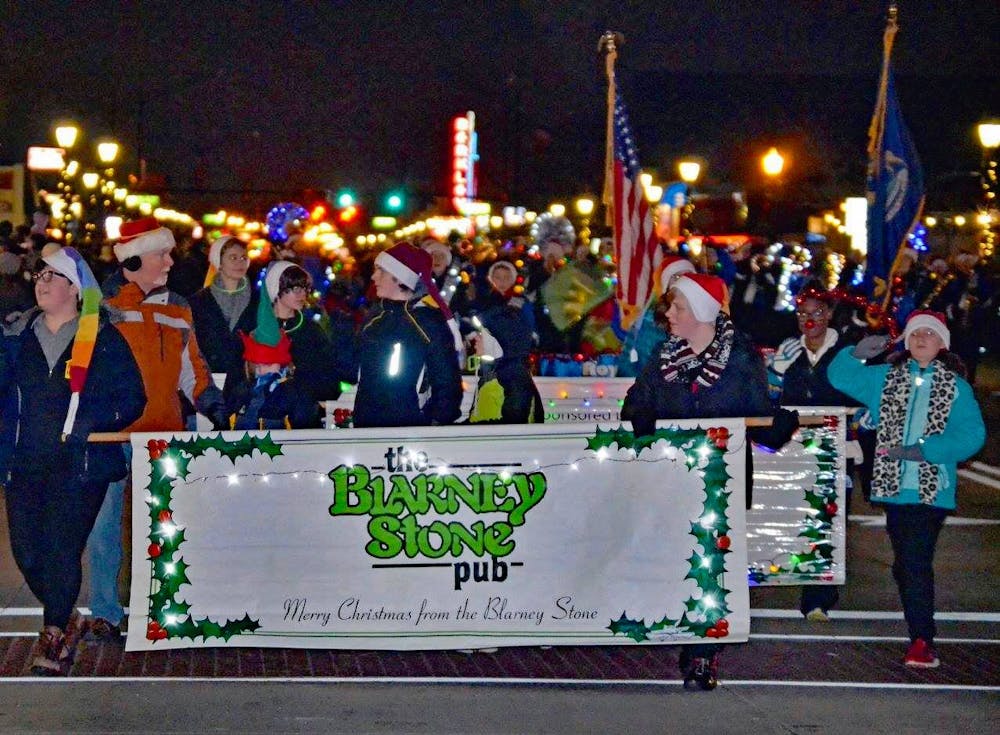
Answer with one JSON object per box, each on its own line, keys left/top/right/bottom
{"left": 122, "top": 255, "right": 142, "bottom": 272}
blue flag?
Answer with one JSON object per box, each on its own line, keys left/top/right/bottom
{"left": 864, "top": 36, "right": 925, "bottom": 298}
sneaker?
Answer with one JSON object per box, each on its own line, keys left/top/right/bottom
{"left": 682, "top": 654, "right": 719, "bottom": 691}
{"left": 805, "top": 607, "right": 830, "bottom": 623}
{"left": 30, "top": 627, "right": 72, "bottom": 677}
{"left": 83, "top": 617, "right": 122, "bottom": 643}
{"left": 904, "top": 638, "right": 940, "bottom": 668}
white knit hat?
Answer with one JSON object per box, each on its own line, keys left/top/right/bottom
{"left": 208, "top": 235, "right": 241, "bottom": 269}
{"left": 903, "top": 310, "right": 950, "bottom": 350}
{"left": 421, "top": 239, "right": 452, "bottom": 262}
{"left": 264, "top": 261, "right": 296, "bottom": 302}
{"left": 672, "top": 273, "right": 726, "bottom": 323}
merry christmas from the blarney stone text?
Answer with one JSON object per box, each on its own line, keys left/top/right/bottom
{"left": 321, "top": 446, "right": 599, "bottom": 627}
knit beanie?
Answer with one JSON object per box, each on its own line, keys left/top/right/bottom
{"left": 264, "top": 261, "right": 297, "bottom": 303}
{"left": 41, "top": 246, "right": 102, "bottom": 434}
{"left": 204, "top": 235, "right": 241, "bottom": 287}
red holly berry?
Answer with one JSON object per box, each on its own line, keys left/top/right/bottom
{"left": 825, "top": 502, "right": 838, "bottom": 516}
{"left": 146, "top": 439, "right": 159, "bottom": 452}
{"left": 158, "top": 510, "right": 172, "bottom": 523}
{"left": 156, "top": 439, "right": 169, "bottom": 451}
{"left": 149, "top": 448, "right": 163, "bottom": 460}
{"left": 147, "top": 543, "right": 162, "bottom": 558}
{"left": 716, "top": 619, "right": 729, "bottom": 631}
{"left": 716, "top": 628, "right": 729, "bottom": 638}
{"left": 705, "top": 627, "right": 719, "bottom": 638}
{"left": 146, "top": 621, "right": 166, "bottom": 641}
{"left": 716, "top": 535, "right": 731, "bottom": 550}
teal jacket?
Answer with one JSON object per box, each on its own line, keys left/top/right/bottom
{"left": 827, "top": 347, "right": 985, "bottom": 509}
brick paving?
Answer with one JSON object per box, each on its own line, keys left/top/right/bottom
{"left": 2, "top": 635, "right": 997, "bottom": 684}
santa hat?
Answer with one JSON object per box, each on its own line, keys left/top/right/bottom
{"left": 487, "top": 260, "right": 517, "bottom": 285}
{"left": 903, "top": 309, "right": 950, "bottom": 350}
{"left": 241, "top": 295, "right": 292, "bottom": 365}
{"left": 113, "top": 217, "right": 175, "bottom": 262}
{"left": 375, "top": 242, "right": 453, "bottom": 319}
{"left": 672, "top": 273, "right": 726, "bottom": 323}
{"left": 203, "top": 235, "right": 241, "bottom": 287}
{"left": 420, "top": 238, "right": 452, "bottom": 261}
{"left": 42, "top": 246, "right": 102, "bottom": 435}
{"left": 655, "top": 255, "right": 696, "bottom": 296}
{"left": 264, "top": 261, "right": 298, "bottom": 303}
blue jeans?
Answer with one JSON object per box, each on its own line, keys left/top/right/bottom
{"left": 85, "top": 443, "right": 131, "bottom": 625}
{"left": 884, "top": 503, "right": 948, "bottom": 643}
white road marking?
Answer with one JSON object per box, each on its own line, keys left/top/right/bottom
{"left": 970, "top": 461, "right": 1000, "bottom": 478}
{"left": 957, "top": 469, "right": 1000, "bottom": 490}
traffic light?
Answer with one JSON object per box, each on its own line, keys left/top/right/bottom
{"left": 384, "top": 190, "right": 405, "bottom": 213}
{"left": 335, "top": 189, "right": 356, "bottom": 208}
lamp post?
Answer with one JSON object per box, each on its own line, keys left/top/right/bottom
{"left": 575, "top": 196, "right": 595, "bottom": 248}
{"left": 761, "top": 147, "right": 785, "bottom": 179}
{"left": 678, "top": 160, "right": 701, "bottom": 186}
{"left": 977, "top": 122, "right": 999, "bottom": 259}
{"left": 51, "top": 123, "right": 122, "bottom": 248}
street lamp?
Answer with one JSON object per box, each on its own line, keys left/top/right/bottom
{"left": 678, "top": 160, "right": 701, "bottom": 184}
{"left": 761, "top": 147, "right": 785, "bottom": 178}
{"left": 549, "top": 203, "right": 566, "bottom": 217}
{"left": 575, "top": 196, "right": 595, "bottom": 248}
{"left": 55, "top": 124, "right": 79, "bottom": 149}
{"left": 97, "top": 141, "right": 120, "bottom": 165}
{"left": 978, "top": 122, "right": 1000, "bottom": 150}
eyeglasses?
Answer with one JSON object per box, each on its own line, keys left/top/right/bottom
{"left": 32, "top": 270, "right": 70, "bottom": 284}
{"left": 282, "top": 285, "right": 309, "bottom": 296}
{"left": 222, "top": 252, "right": 249, "bottom": 263}
{"left": 796, "top": 307, "right": 829, "bottom": 320}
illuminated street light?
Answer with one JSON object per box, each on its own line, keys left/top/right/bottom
{"left": 549, "top": 203, "right": 566, "bottom": 217}
{"left": 97, "top": 141, "right": 120, "bottom": 164}
{"left": 645, "top": 184, "right": 663, "bottom": 203}
{"left": 978, "top": 122, "right": 1000, "bottom": 149}
{"left": 55, "top": 124, "right": 79, "bottom": 149}
{"left": 678, "top": 160, "right": 701, "bottom": 184}
{"left": 762, "top": 147, "right": 785, "bottom": 178}
{"left": 82, "top": 172, "right": 100, "bottom": 189}
{"left": 574, "top": 197, "right": 594, "bottom": 217}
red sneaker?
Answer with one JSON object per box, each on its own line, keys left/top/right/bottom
{"left": 904, "top": 638, "right": 940, "bottom": 668}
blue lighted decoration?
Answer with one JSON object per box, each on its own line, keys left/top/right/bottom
{"left": 266, "top": 202, "right": 309, "bottom": 244}
{"left": 907, "top": 223, "right": 928, "bottom": 252}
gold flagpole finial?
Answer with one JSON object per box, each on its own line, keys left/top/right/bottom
{"left": 888, "top": 3, "right": 898, "bottom": 24}
{"left": 598, "top": 31, "right": 624, "bottom": 55}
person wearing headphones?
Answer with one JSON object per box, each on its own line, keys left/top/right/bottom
{"left": 84, "top": 217, "right": 226, "bottom": 643}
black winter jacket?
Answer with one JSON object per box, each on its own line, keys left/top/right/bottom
{"left": 351, "top": 299, "right": 462, "bottom": 428}
{"left": 188, "top": 285, "right": 258, "bottom": 375}
{"left": 0, "top": 309, "right": 146, "bottom": 485}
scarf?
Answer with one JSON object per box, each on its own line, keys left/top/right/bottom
{"left": 872, "top": 359, "right": 957, "bottom": 503}
{"left": 658, "top": 313, "right": 735, "bottom": 391}
{"left": 210, "top": 277, "right": 250, "bottom": 330}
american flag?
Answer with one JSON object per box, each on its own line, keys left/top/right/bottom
{"left": 609, "top": 83, "right": 662, "bottom": 330}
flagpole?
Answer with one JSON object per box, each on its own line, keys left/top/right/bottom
{"left": 599, "top": 31, "right": 623, "bottom": 226}
{"left": 874, "top": 4, "right": 913, "bottom": 322}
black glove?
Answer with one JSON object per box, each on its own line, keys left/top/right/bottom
{"left": 772, "top": 408, "right": 799, "bottom": 444}
{"left": 205, "top": 404, "right": 231, "bottom": 431}
{"left": 852, "top": 334, "right": 891, "bottom": 360}
{"left": 883, "top": 444, "right": 924, "bottom": 461}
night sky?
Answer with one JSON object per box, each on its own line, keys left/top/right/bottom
{"left": 2, "top": 1, "right": 997, "bottom": 213}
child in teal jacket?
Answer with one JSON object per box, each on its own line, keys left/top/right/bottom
{"left": 827, "top": 310, "right": 984, "bottom": 669}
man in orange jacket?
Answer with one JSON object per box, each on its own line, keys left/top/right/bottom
{"left": 84, "top": 217, "right": 226, "bottom": 642}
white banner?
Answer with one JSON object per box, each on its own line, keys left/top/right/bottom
{"left": 328, "top": 384, "right": 848, "bottom": 588}
{"left": 127, "top": 421, "right": 749, "bottom": 651}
